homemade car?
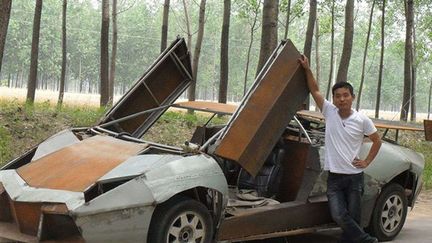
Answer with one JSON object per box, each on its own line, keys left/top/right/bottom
{"left": 0, "top": 38, "right": 425, "bottom": 242}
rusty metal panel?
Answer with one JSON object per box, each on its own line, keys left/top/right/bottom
{"left": 215, "top": 40, "right": 309, "bottom": 176}
{"left": 173, "top": 101, "right": 237, "bottom": 115}
{"left": 0, "top": 184, "right": 12, "bottom": 222}
{"left": 9, "top": 200, "right": 42, "bottom": 236}
{"left": 424, "top": 120, "right": 432, "bottom": 141}
{"left": 0, "top": 222, "right": 38, "bottom": 242}
{"left": 99, "top": 38, "right": 193, "bottom": 138}
{"left": 217, "top": 201, "right": 332, "bottom": 241}
{"left": 17, "top": 136, "right": 146, "bottom": 192}
{"left": 41, "top": 204, "right": 69, "bottom": 215}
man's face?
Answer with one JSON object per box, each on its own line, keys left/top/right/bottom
{"left": 333, "top": 87, "right": 354, "bottom": 111}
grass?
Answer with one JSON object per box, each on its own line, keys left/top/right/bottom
{"left": 400, "top": 134, "right": 432, "bottom": 189}
{"left": 0, "top": 99, "right": 431, "bottom": 189}
{"left": 0, "top": 98, "right": 105, "bottom": 164}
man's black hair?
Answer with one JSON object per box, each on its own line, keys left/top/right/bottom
{"left": 332, "top": 82, "right": 354, "bottom": 96}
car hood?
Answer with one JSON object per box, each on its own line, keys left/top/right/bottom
{"left": 98, "top": 37, "right": 193, "bottom": 138}
{"left": 215, "top": 40, "right": 309, "bottom": 176}
{"left": 16, "top": 135, "right": 146, "bottom": 192}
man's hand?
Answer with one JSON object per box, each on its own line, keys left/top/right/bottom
{"left": 298, "top": 54, "right": 310, "bottom": 70}
{"left": 298, "top": 54, "right": 324, "bottom": 111}
{"left": 352, "top": 158, "right": 371, "bottom": 169}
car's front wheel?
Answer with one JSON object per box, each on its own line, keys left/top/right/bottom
{"left": 148, "top": 195, "right": 214, "bottom": 243}
{"left": 368, "top": 183, "right": 408, "bottom": 241}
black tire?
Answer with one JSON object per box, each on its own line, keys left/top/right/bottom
{"left": 368, "top": 183, "right": 408, "bottom": 241}
{"left": 148, "top": 195, "right": 214, "bottom": 243}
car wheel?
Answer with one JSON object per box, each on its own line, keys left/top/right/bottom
{"left": 148, "top": 195, "right": 214, "bottom": 243}
{"left": 368, "top": 183, "right": 408, "bottom": 241}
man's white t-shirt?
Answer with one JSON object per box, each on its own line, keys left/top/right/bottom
{"left": 322, "top": 100, "right": 377, "bottom": 174}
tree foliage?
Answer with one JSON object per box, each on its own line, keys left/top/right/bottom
{"left": 0, "top": 0, "right": 431, "bottom": 119}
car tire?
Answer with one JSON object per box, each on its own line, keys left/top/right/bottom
{"left": 147, "top": 195, "right": 214, "bottom": 243}
{"left": 368, "top": 183, "right": 408, "bottom": 241}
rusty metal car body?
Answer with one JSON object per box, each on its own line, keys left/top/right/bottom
{"left": 0, "top": 38, "right": 425, "bottom": 242}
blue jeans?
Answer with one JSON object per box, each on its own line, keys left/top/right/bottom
{"left": 327, "top": 172, "right": 375, "bottom": 243}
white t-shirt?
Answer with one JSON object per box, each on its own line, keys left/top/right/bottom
{"left": 322, "top": 100, "right": 377, "bottom": 174}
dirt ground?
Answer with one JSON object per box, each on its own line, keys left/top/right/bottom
{"left": 410, "top": 189, "right": 432, "bottom": 216}
{"left": 282, "top": 190, "right": 432, "bottom": 243}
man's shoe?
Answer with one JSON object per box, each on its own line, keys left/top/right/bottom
{"left": 366, "top": 237, "right": 378, "bottom": 243}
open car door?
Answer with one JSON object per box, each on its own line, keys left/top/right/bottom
{"left": 215, "top": 40, "right": 309, "bottom": 176}
{"left": 98, "top": 38, "right": 193, "bottom": 138}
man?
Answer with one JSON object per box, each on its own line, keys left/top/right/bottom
{"left": 298, "top": 55, "right": 382, "bottom": 243}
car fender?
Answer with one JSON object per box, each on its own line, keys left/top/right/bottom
{"left": 361, "top": 142, "right": 414, "bottom": 184}
{"left": 72, "top": 153, "right": 227, "bottom": 243}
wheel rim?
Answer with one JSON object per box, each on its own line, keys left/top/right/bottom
{"left": 380, "top": 194, "right": 404, "bottom": 233}
{"left": 167, "top": 211, "right": 206, "bottom": 243}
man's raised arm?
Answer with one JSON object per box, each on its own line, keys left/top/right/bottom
{"left": 298, "top": 55, "right": 324, "bottom": 111}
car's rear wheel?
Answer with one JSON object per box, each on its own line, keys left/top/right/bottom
{"left": 368, "top": 183, "right": 408, "bottom": 241}
{"left": 148, "top": 195, "right": 214, "bottom": 243}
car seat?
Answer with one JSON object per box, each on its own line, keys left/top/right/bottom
{"left": 237, "top": 148, "right": 285, "bottom": 198}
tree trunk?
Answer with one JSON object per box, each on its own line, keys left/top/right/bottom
{"left": 182, "top": 0, "right": 192, "bottom": 50}
{"left": 283, "top": 0, "right": 291, "bottom": 39}
{"left": 109, "top": 0, "right": 117, "bottom": 106}
{"left": 26, "top": 0, "right": 43, "bottom": 103}
{"left": 79, "top": 57, "right": 83, "bottom": 93}
{"left": 0, "top": 0, "right": 12, "bottom": 75}
{"left": 243, "top": 2, "right": 260, "bottom": 96}
{"left": 303, "top": 0, "right": 317, "bottom": 61}
{"left": 428, "top": 79, "right": 431, "bottom": 120}
{"left": 100, "top": 0, "right": 110, "bottom": 107}
{"left": 256, "top": 0, "right": 279, "bottom": 76}
{"left": 357, "top": 0, "right": 375, "bottom": 111}
{"left": 375, "top": 0, "right": 385, "bottom": 119}
{"left": 315, "top": 18, "right": 319, "bottom": 84}
{"left": 219, "top": 0, "right": 230, "bottom": 104}
{"left": 161, "top": 0, "right": 170, "bottom": 52}
{"left": 58, "top": 0, "right": 67, "bottom": 106}
{"left": 401, "top": 0, "right": 413, "bottom": 121}
{"left": 325, "top": 0, "right": 335, "bottom": 100}
{"left": 410, "top": 11, "right": 417, "bottom": 121}
{"left": 336, "top": 0, "right": 354, "bottom": 83}
{"left": 314, "top": 17, "right": 320, "bottom": 111}
{"left": 187, "top": 0, "right": 206, "bottom": 102}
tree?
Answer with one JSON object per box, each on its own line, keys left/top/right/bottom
{"left": 428, "top": 79, "right": 431, "bottom": 119}
{"left": 161, "top": 0, "right": 170, "bottom": 52}
{"left": 100, "top": 0, "right": 110, "bottom": 107}
{"left": 0, "top": 0, "right": 12, "bottom": 76}
{"left": 401, "top": 0, "right": 413, "bottom": 121}
{"left": 256, "top": 0, "right": 278, "bottom": 76}
{"left": 335, "top": 0, "right": 354, "bottom": 83}
{"left": 26, "top": 0, "right": 43, "bottom": 103}
{"left": 410, "top": 9, "right": 417, "bottom": 121}
{"left": 188, "top": 0, "right": 206, "bottom": 102}
{"left": 236, "top": 0, "right": 261, "bottom": 96}
{"left": 219, "top": 0, "right": 231, "bottom": 104}
{"left": 182, "top": 0, "right": 192, "bottom": 49}
{"left": 109, "top": 0, "right": 118, "bottom": 106}
{"left": 325, "top": 0, "right": 335, "bottom": 100}
{"left": 283, "top": 0, "right": 291, "bottom": 39}
{"left": 303, "top": 0, "right": 317, "bottom": 60}
{"left": 58, "top": 0, "right": 67, "bottom": 106}
{"left": 375, "top": 0, "right": 385, "bottom": 118}
{"left": 356, "top": 0, "right": 375, "bottom": 111}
